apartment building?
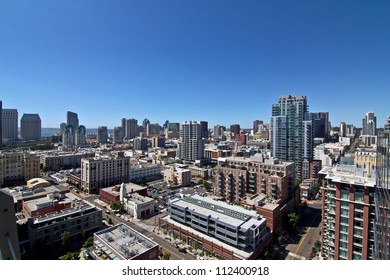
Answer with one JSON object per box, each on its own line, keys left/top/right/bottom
{"left": 213, "top": 157, "right": 295, "bottom": 204}
{"left": 161, "top": 194, "right": 269, "bottom": 260}
{"left": 41, "top": 151, "right": 95, "bottom": 171}
{"left": 163, "top": 166, "right": 191, "bottom": 187}
{"left": 130, "top": 163, "right": 161, "bottom": 183}
{"left": 0, "top": 151, "right": 40, "bottom": 187}
{"left": 319, "top": 165, "right": 376, "bottom": 260}
{"left": 81, "top": 152, "right": 130, "bottom": 194}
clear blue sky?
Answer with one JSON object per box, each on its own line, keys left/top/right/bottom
{"left": 1, "top": 1, "right": 389, "bottom": 129}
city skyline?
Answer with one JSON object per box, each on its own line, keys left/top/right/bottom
{"left": 1, "top": 1, "right": 390, "bottom": 128}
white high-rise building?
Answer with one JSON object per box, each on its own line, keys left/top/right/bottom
{"left": 362, "top": 111, "right": 377, "bottom": 136}
{"left": 177, "top": 121, "right": 204, "bottom": 162}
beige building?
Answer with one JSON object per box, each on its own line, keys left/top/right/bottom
{"left": 214, "top": 157, "right": 295, "bottom": 204}
{"left": 124, "top": 193, "right": 154, "bottom": 219}
{"left": 164, "top": 166, "right": 191, "bottom": 187}
{"left": 354, "top": 148, "right": 377, "bottom": 177}
{"left": 187, "top": 165, "right": 209, "bottom": 180}
{"left": 81, "top": 152, "right": 130, "bottom": 194}
{"left": 0, "top": 151, "right": 40, "bottom": 186}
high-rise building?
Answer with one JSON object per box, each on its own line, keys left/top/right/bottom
{"left": 67, "top": 111, "right": 79, "bottom": 129}
{"left": 213, "top": 124, "right": 225, "bottom": 140}
{"left": 362, "top": 111, "right": 377, "bottom": 136}
{"left": 200, "top": 121, "right": 208, "bottom": 139}
{"left": 0, "top": 101, "right": 2, "bottom": 149}
{"left": 151, "top": 136, "right": 165, "bottom": 148}
{"left": 320, "top": 165, "right": 376, "bottom": 260}
{"left": 177, "top": 121, "right": 204, "bottom": 161}
{"left": 62, "top": 125, "right": 75, "bottom": 147}
{"left": 133, "top": 137, "right": 148, "bottom": 151}
{"left": 2, "top": 109, "right": 18, "bottom": 143}
{"left": 113, "top": 126, "right": 123, "bottom": 144}
{"left": 230, "top": 124, "right": 240, "bottom": 136}
{"left": 124, "top": 118, "right": 137, "bottom": 140}
{"left": 384, "top": 116, "right": 390, "bottom": 131}
{"left": 97, "top": 126, "right": 108, "bottom": 144}
{"left": 270, "top": 95, "right": 311, "bottom": 179}
{"left": 253, "top": 120, "right": 263, "bottom": 134}
{"left": 142, "top": 118, "right": 150, "bottom": 130}
{"left": 340, "top": 122, "right": 347, "bottom": 137}
{"left": 374, "top": 131, "right": 390, "bottom": 259}
{"left": 167, "top": 122, "right": 180, "bottom": 132}
{"left": 20, "top": 114, "right": 41, "bottom": 141}
{"left": 313, "top": 112, "right": 329, "bottom": 139}
{"left": 75, "top": 125, "right": 86, "bottom": 146}
{"left": 81, "top": 152, "right": 130, "bottom": 194}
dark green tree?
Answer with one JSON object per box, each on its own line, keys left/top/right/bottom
{"left": 162, "top": 252, "right": 171, "bottom": 260}
{"left": 61, "top": 231, "right": 70, "bottom": 247}
{"left": 288, "top": 212, "right": 300, "bottom": 231}
{"left": 60, "top": 251, "right": 80, "bottom": 260}
{"left": 83, "top": 237, "right": 94, "bottom": 248}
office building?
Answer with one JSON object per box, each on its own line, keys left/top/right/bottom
{"left": 2, "top": 109, "right": 18, "bottom": 143}
{"left": 213, "top": 125, "right": 225, "bottom": 140}
{"left": 373, "top": 131, "right": 390, "bottom": 259}
{"left": 319, "top": 165, "right": 376, "bottom": 260}
{"left": 313, "top": 112, "right": 329, "bottom": 139}
{"left": 384, "top": 116, "right": 390, "bottom": 131}
{"left": 151, "top": 136, "right": 165, "bottom": 148}
{"left": 167, "top": 122, "right": 180, "bottom": 132}
{"left": 113, "top": 126, "right": 123, "bottom": 144}
{"left": 124, "top": 118, "right": 137, "bottom": 140}
{"left": 133, "top": 137, "right": 148, "bottom": 151}
{"left": 92, "top": 224, "right": 159, "bottom": 260}
{"left": 270, "top": 95, "right": 311, "bottom": 179}
{"left": 97, "top": 126, "right": 108, "bottom": 144}
{"left": 177, "top": 121, "right": 204, "bottom": 161}
{"left": 200, "top": 121, "right": 208, "bottom": 139}
{"left": 230, "top": 124, "right": 240, "bottom": 136}
{"left": 130, "top": 163, "right": 161, "bottom": 183}
{"left": 253, "top": 120, "right": 263, "bottom": 134}
{"left": 0, "top": 101, "right": 2, "bottom": 149}
{"left": 161, "top": 194, "right": 268, "bottom": 260}
{"left": 67, "top": 111, "right": 79, "bottom": 129}
{"left": 362, "top": 112, "right": 377, "bottom": 136}
{"left": 21, "top": 114, "right": 41, "bottom": 141}
{"left": 81, "top": 152, "right": 130, "bottom": 194}
{"left": 0, "top": 189, "right": 21, "bottom": 260}
{"left": 340, "top": 122, "right": 347, "bottom": 137}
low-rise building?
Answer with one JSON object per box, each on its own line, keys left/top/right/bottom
{"left": 41, "top": 151, "right": 95, "bottom": 171}
{"left": 124, "top": 193, "right": 154, "bottom": 219}
{"left": 92, "top": 224, "right": 159, "bottom": 260}
{"left": 17, "top": 192, "right": 102, "bottom": 258}
{"left": 99, "top": 183, "right": 147, "bottom": 205}
{"left": 187, "top": 165, "right": 209, "bottom": 180}
{"left": 299, "top": 178, "right": 318, "bottom": 200}
{"left": 130, "top": 163, "right": 161, "bottom": 183}
{"left": 161, "top": 194, "right": 269, "bottom": 260}
{"left": 163, "top": 166, "right": 191, "bottom": 187}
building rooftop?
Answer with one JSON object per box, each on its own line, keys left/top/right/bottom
{"left": 100, "top": 183, "right": 147, "bottom": 196}
{"left": 320, "top": 164, "right": 376, "bottom": 187}
{"left": 244, "top": 193, "right": 280, "bottom": 211}
{"left": 170, "top": 194, "right": 265, "bottom": 229}
{"left": 125, "top": 193, "right": 154, "bottom": 204}
{"left": 94, "top": 223, "right": 158, "bottom": 260}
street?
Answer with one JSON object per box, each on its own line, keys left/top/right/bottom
{"left": 285, "top": 200, "right": 322, "bottom": 260}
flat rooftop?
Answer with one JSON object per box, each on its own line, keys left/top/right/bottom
{"left": 170, "top": 194, "right": 265, "bottom": 229}
{"left": 244, "top": 194, "right": 280, "bottom": 211}
{"left": 100, "top": 183, "right": 146, "bottom": 195}
{"left": 126, "top": 193, "right": 154, "bottom": 204}
{"left": 320, "top": 164, "right": 376, "bottom": 187}
{"left": 94, "top": 223, "right": 158, "bottom": 260}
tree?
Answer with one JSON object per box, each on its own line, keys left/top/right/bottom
{"left": 311, "top": 182, "right": 321, "bottom": 198}
{"left": 111, "top": 201, "right": 124, "bottom": 211}
{"left": 61, "top": 231, "right": 70, "bottom": 247}
{"left": 314, "top": 240, "right": 321, "bottom": 253}
{"left": 288, "top": 212, "right": 300, "bottom": 231}
{"left": 83, "top": 237, "right": 94, "bottom": 249}
{"left": 60, "top": 251, "right": 80, "bottom": 260}
{"left": 162, "top": 252, "right": 171, "bottom": 260}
